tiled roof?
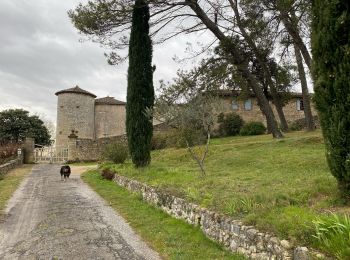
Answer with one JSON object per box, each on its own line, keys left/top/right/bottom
{"left": 95, "top": 96, "right": 126, "bottom": 105}
{"left": 55, "top": 85, "right": 97, "bottom": 98}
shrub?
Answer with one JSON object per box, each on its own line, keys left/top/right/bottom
{"left": 151, "top": 130, "right": 189, "bottom": 150}
{"left": 151, "top": 131, "right": 175, "bottom": 150}
{"left": 100, "top": 142, "right": 128, "bottom": 164}
{"left": 176, "top": 127, "right": 206, "bottom": 148}
{"left": 312, "top": 0, "right": 350, "bottom": 195}
{"left": 101, "top": 168, "right": 116, "bottom": 180}
{"left": 218, "top": 113, "right": 244, "bottom": 137}
{"left": 313, "top": 213, "right": 350, "bottom": 259}
{"left": 240, "top": 122, "right": 266, "bottom": 136}
{"left": 289, "top": 120, "right": 304, "bottom": 131}
{"left": 217, "top": 112, "right": 225, "bottom": 123}
{"left": 151, "top": 128, "right": 207, "bottom": 150}
{"left": 0, "top": 142, "right": 21, "bottom": 164}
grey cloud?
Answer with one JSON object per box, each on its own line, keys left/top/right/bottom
{"left": 0, "top": 0, "right": 211, "bottom": 124}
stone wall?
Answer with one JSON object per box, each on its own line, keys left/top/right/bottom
{"left": 0, "top": 154, "right": 23, "bottom": 175}
{"left": 112, "top": 173, "right": 325, "bottom": 260}
{"left": 95, "top": 104, "right": 126, "bottom": 139}
{"left": 67, "top": 124, "right": 170, "bottom": 162}
{"left": 222, "top": 97, "right": 318, "bottom": 127}
{"left": 278, "top": 98, "right": 317, "bottom": 124}
{"left": 68, "top": 135, "right": 127, "bottom": 162}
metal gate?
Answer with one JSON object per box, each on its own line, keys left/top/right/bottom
{"left": 34, "top": 146, "right": 69, "bottom": 164}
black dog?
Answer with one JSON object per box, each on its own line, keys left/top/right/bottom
{"left": 60, "top": 165, "right": 71, "bottom": 181}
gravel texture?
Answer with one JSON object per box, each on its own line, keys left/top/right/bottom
{"left": 0, "top": 164, "right": 160, "bottom": 260}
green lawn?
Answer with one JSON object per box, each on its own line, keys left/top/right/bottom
{"left": 83, "top": 171, "right": 245, "bottom": 260}
{"left": 106, "top": 130, "right": 343, "bottom": 249}
{"left": 0, "top": 165, "right": 33, "bottom": 214}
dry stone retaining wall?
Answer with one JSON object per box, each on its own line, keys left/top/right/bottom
{"left": 0, "top": 155, "right": 23, "bottom": 175}
{"left": 112, "top": 173, "right": 323, "bottom": 260}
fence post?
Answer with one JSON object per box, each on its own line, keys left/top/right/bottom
{"left": 23, "top": 138, "right": 35, "bottom": 164}
{"left": 17, "top": 148, "right": 23, "bottom": 164}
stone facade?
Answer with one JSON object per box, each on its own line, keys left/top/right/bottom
{"left": 95, "top": 103, "right": 126, "bottom": 139}
{"left": 221, "top": 93, "right": 317, "bottom": 126}
{"left": 56, "top": 87, "right": 316, "bottom": 149}
{"left": 55, "top": 86, "right": 126, "bottom": 147}
{"left": 111, "top": 173, "right": 326, "bottom": 260}
{"left": 67, "top": 135, "right": 127, "bottom": 162}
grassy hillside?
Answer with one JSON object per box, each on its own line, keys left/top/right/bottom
{"left": 106, "top": 130, "right": 345, "bottom": 249}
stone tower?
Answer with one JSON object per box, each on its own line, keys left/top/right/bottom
{"left": 55, "top": 86, "right": 96, "bottom": 147}
{"left": 94, "top": 97, "right": 126, "bottom": 139}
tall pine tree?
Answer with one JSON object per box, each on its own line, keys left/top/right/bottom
{"left": 312, "top": 0, "right": 350, "bottom": 195}
{"left": 126, "top": 0, "right": 154, "bottom": 167}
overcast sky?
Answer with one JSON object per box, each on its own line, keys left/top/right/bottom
{"left": 0, "top": 0, "right": 210, "bottom": 124}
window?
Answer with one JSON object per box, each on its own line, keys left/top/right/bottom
{"left": 231, "top": 99, "right": 239, "bottom": 110}
{"left": 244, "top": 99, "right": 252, "bottom": 111}
{"left": 296, "top": 99, "right": 304, "bottom": 111}
{"left": 76, "top": 106, "right": 80, "bottom": 108}
{"left": 60, "top": 106, "right": 64, "bottom": 108}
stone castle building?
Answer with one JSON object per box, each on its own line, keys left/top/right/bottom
{"left": 218, "top": 91, "right": 317, "bottom": 126}
{"left": 55, "top": 86, "right": 126, "bottom": 147}
{"left": 55, "top": 86, "right": 316, "bottom": 148}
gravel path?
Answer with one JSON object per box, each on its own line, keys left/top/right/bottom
{"left": 0, "top": 164, "right": 160, "bottom": 260}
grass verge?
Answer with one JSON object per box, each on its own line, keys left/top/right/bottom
{"left": 0, "top": 164, "right": 33, "bottom": 213}
{"left": 313, "top": 213, "right": 350, "bottom": 259}
{"left": 103, "top": 130, "right": 350, "bottom": 257}
{"left": 82, "top": 170, "right": 245, "bottom": 260}
{"left": 68, "top": 161, "right": 98, "bottom": 166}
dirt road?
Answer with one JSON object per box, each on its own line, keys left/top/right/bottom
{"left": 0, "top": 164, "right": 160, "bottom": 260}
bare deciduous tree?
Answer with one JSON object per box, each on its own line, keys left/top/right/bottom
{"left": 152, "top": 94, "right": 227, "bottom": 175}
{"left": 69, "top": 0, "right": 284, "bottom": 138}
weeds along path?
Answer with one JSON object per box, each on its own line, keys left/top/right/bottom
{"left": 0, "top": 164, "right": 160, "bottom": 260}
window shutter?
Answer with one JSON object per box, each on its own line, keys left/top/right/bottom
{"left": 244, "top": 99, "right": 252, "bottom": 110}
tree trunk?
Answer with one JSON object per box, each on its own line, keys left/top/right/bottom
{"left": 272, "top": 93, "right": 288, "bottom": 131}
{"left": 294, "top": 44, "right": 315, "bottom": 131}
{"left": 229, "top": 0, "right": 288, "bottom": 132}
{"left": 279, "top": 10, "right": 312, "bottom": 70}
{"left": 185, "top": 131, "right": 210, "bottom": 176}
{"left": 266, "top": 115, "right": 272, "bottom": 134}
{"left": 187, "top": 1, "right": 283, "bottom": 138}
{"left": 261, "top": 68, "right": 288, "bottom": 132}
{"left": 238, "top": 67, "right": 283, "bottom": 138}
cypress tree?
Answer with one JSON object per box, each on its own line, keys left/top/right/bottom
{"left": 126, "top": 0, "right": 154, "bottom": 167}
{"left": 312, "top": 0, "right": 350, "bottom": 195}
